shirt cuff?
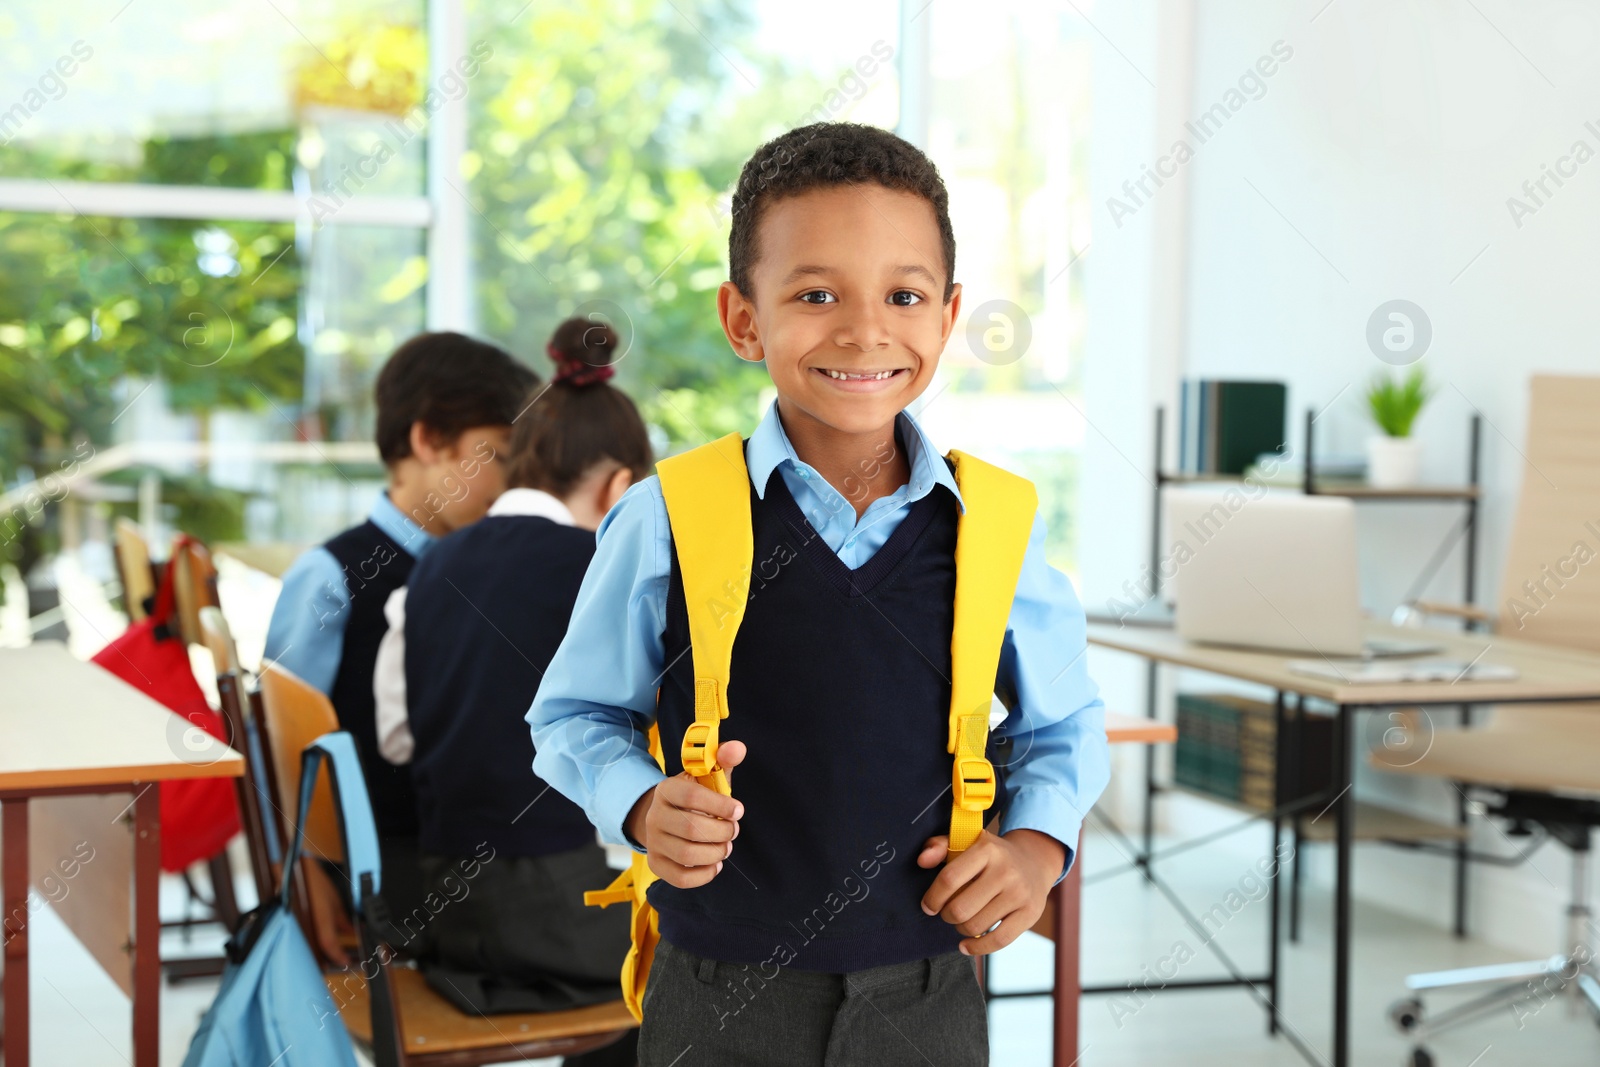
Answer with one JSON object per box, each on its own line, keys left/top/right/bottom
{"left": 1000, "top": 787, "right": 1085, "bottom": 887}
{"left": 594, "top": 756, "right": 668, "bottom": 852}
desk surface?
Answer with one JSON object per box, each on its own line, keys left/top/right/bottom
{"left": 215, "top": 541, "right": 306, "bottom": 580}
{"left": 0, "top": 643, "right": 243, "bottom": 791}
{"left": 1086, "top": 621, "right": 1600, "bottom": 706}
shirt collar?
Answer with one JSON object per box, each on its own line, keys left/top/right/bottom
{"left": 369, "top": 491, "right": 437, "bottom": 558}
{"left": 488, "top": 487, "right": 577, "bottom": 526}
{"left": 745, "top": 398, "right": 965, "bottom": 513}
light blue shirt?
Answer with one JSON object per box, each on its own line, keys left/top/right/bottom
{"left": 527, "top": 400, "right": 1110, "bottom": 882}
{"left": 263, "top": 492, "right": 436, "bottom": 695}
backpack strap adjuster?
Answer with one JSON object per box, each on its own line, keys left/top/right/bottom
{"left": 953, "top": 756, "right": 997, "bottom": 812}
{"left": 680, "top": 719, "right": 721, "bottom": 778}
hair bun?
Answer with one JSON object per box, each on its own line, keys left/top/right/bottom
{"left": 547, "top": 317, "right": 619, "bottom": 387}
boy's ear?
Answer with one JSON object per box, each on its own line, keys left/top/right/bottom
{"left": 940, "top": 281, "right": 963, "bottom": 347}
{"left": 407, "top": 421, "right": 445, "bottom": 465}
{"left": 718, "top": 280, "right": 764, "bottom": 363}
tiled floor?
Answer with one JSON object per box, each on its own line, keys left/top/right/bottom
{"left": 16, "top": 818, "right": 1599, "bottom": 1066}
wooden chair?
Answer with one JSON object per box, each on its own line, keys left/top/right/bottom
{"left": 200, "top": 607, "right": 278, "bottom": 906}
{"left": 112, "top": 517, "right": 155, "bottom": 621}
{"left": 255, "top": 662, "right": 636, "bottom": 1065}
{"left": 135, "top": 532, "right": 242, "bottom": 974}
{"left": 168, "top": 536, "right": 219, "bottom": 648}
{"left": 1377, "top": 375, "right": 1600, "bottom": 1054}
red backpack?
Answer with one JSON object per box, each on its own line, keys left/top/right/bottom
{"left": 92, "top": 536, "right": 240, "bottom": 871}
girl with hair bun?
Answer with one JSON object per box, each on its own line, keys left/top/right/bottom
{"left": 371, "top": 314, "right": 652, "bottom": 1066}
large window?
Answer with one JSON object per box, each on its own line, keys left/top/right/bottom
{"left": 924, "top": 0, "right": 1094, "bottom": 575}
{"left": 0, "top": 0, "right": 1092, "bottom": 613}
{"left": 464, "top": 0, "right": 902, "bottom": 450}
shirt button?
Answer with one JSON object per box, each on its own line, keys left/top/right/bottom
{"left": 798, "top": 470, "right": 810, "bottom": 479}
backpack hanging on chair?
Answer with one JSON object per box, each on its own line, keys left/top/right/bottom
{"left": 584, "top": 431, "right": 1037, "bottom": 1021}
{"left": 92, "top": 534, "right": 240, "bottom": 872}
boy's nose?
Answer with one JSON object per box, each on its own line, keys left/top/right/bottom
{"left": 833, "top": 304, "right": 893, "bottom": 351}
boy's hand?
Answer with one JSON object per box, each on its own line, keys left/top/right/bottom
{"left": 625, "top": 740, "right": 746, "bottom": 888}
{"left": 916, "top": 828, "right": 1065, "bottom": 955}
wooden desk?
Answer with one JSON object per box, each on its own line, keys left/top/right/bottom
{"left": 215, "top": 541, "right": 307, "bottom": 580}
{"left": 0, "top": 642, "right": 243, "bottom": 1067}
{"left": 1084, "top": 620, "right": 1600, "bottom": 1067}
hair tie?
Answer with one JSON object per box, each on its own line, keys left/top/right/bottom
{"left": 546, "top": 341, "right": 616, "bottom": 387}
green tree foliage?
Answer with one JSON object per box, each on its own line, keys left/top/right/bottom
{"left": 466, "top": 0, "right": 831, "bottom": 450}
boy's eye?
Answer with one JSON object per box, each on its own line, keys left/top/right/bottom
{"left": 798, "top": 290, "right": 836, "bottom": 305}
{"left": 889, "top": 290, "right": 923, "bottom": 307}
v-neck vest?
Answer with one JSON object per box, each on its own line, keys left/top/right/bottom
{"left": 649, "top": 447, "right": 967, "bottom": 972}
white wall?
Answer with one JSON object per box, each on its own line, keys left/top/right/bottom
{"left": 1085, "top": 0, "right": 1600, "bottom": 957}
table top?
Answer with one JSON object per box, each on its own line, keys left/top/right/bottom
{"left": 0, "top": 643, "right": 243, "bottom": 791}
{"left": 1086, "top": 621, "right": 1600, "bottom": 706}
{"left": 215, "top": 541, "right": 307, "bottom": 580}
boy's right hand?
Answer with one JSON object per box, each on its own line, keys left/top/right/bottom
{"left": 624, "top": 739, "right": 746, "bottom": 888}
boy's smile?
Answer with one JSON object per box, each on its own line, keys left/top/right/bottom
{"left": 719, "top": 183, "right": 961, "bottom": 499}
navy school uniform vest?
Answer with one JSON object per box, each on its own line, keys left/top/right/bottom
{"left": 323, "top": 520, "right": 419, "bottom": 839}
{"left": 647, "top": 453, "right": 972, "bottom": 972}
{"left": 403, "top": 515, "right": 598, "bottom": 859}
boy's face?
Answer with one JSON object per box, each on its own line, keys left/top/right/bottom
{"left": 719, "top": 183, "right": 960, "bottom": 439}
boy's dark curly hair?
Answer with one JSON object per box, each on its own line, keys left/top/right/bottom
{"left": 728, "top": 122, "right": 956, "bottom": 303}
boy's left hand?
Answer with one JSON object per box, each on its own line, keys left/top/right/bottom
{"left": 916, "top": 828, "right": 1066, "bottom": 956}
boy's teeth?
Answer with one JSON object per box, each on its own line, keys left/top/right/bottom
{"left": 824, "top": 369, "right": 896, "bottom": 380}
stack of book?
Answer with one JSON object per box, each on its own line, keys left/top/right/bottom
{"left": 1178, "top": 380, "right": 1288, "bottom": 476}
{"left": 1174, "top": 692, "right": 1332, "bottom": 812}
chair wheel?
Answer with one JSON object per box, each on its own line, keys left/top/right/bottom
{"left": 1408, "top": 1047, "right": 1435, "bottom": 1067}
{"left": 1389, "top": 997, "right": 1424, "bottom": 1033}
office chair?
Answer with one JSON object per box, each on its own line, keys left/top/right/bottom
{"left": 1375, "top": 376, "right": 1600, "bottom": 1066}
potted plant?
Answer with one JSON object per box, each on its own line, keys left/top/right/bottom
{"left": 1365, "top": 366, "right": 1433, "bottom": 487}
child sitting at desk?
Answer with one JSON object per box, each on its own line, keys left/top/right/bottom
{"left": 373, "top": 319, "right": 653, "bottom": 1065}
{"left": 264, "top": 331, "right": 536, "bottom": 935}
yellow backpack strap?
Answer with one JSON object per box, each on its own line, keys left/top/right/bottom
{"left": 654, "top": 432, "right": 754, "bottom": 797}
{"left": 582, "top": 435, "right": 753, "bottom": 1022}
{"left": 583, "top": 721, "right": 667, "bottom": 1021}
{"left": 945, "top": 449, "right": 1038, "bottom": 855}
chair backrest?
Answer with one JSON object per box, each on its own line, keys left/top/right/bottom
{"left": 169, "top": 536, "right": 220, "bottom": 647}
{"left": 257, "top": 662, "right": 346, "bottom": 868}
{"left": 113, "top": 517, "right": 154, "bottom": 622}
{"left": 1492, "top": 375, "right": 1600, "bottom": 732}
{"left": 198, "top": 606, "right": 239, "bottom": 677}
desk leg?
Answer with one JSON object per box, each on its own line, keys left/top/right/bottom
{"left": 132, "top": 786, "right": 160, "bottom": 1067}
{"left": 1332, "top": 704, "right": 1353, "bottom": 1067}
{"left": 1052, "top": 837, "right": 1082, "bottom": 1067}
{"left": 3, "top": 798, "right": 28, "bottom": 1067}
{"left": 1267, "top": 690, "right": 1284, "bottom": 1036}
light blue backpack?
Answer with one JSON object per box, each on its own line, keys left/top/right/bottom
{"left": 182, "top": 732, "right": 386, "bottom": 1067}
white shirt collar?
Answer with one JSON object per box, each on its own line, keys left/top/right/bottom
{"left": 488, "top": 487, "right": 577, "bottom": 526}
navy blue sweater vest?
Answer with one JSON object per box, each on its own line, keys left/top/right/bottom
{"left": 323, "top": 520, "right": 418, "bottom": 839}
{"left": 404, "top": 514, "right": 597, "bottom": 859}
{"left": 647, "top": 458, "right": 970, "bottom": 972}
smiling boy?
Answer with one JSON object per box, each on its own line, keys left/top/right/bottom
{"left": 528, "top": 123, "right": 1109, "bottom": 1066}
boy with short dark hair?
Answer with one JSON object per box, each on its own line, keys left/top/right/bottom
{"left": 529, "top": 122, "right": 1109, "bottom": 1065}
{"left": 266, "top": 330, "right": 536, "bottom": 928}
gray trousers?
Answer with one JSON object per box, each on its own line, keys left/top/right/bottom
{"left": 637, "top": 936, "right": 988, "bottom": 1067}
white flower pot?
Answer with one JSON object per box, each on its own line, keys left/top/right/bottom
{"left": 1367, "top": 435, "right": 1421, "bottom": 488}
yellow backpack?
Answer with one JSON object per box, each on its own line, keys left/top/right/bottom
{"left": 584, "top": 431, "right": 1037, "bottom": 1020}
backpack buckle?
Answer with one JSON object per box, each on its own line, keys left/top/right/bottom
{"left": 681, "top": 720, "right": 720, "bottom": 777}
{"left": 953, "top": 757, "right": 996, "bottom": 812}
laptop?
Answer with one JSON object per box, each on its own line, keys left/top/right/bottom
{"left": 1164, "top": 488, "right": 1441, "bottom": 659}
